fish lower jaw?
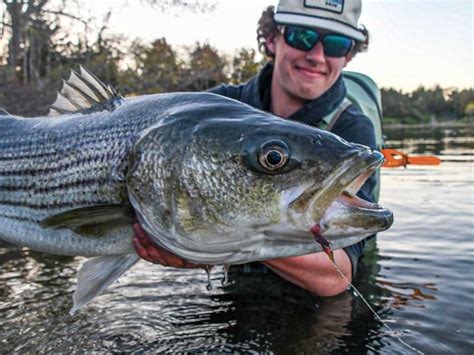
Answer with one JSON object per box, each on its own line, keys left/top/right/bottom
{"left": 287, "top": 187, "right": 388, "bottom": 236}
{"left": 285, "top": 208, "right": 324, "bottom": 234}
{"left": 289, "top": 152, "right": 385, "bottom": 231}
{"left": 318, "top": 191, "right": 393, "bottom": 237}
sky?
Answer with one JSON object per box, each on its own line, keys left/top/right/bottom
{"left": 76, "top": 0, "right": 473, "bottom": 91}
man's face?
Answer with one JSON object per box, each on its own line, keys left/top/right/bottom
{"left": 267, "top": 29, "right": 352, "bottom": 102}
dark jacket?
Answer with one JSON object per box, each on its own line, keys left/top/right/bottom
{"left": 210, "top": 63, "right": 377, "bottom": 275}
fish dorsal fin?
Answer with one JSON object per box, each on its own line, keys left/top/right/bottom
{"left": 70, "top": 254, "right": 140, "bottom": 314}
{"left": 48, "top": 108, "right": 62, "bottom": 117}
{"left": 48, "top": 65, "right": 124, "bottom": 116}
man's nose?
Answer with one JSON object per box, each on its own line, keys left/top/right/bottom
{"left": 305, "top": 41, "right": 326, "bottom": 63}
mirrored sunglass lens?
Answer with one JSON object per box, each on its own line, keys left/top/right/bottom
{"left": 286, "top": 27, "right": 319, "bottom": 50}
{"left": 323, "top": 35, "right": 352, "bottom": 57}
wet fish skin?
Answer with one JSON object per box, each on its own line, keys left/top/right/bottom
{"left": 126, "top": 106, "right": 386, "bottom": 264}
{"left": 0, "top": 93, "right": 248, "bottom": 256}
{"left": 0, "top": 91, "right": 382, "bottom": 261}
{"left": 0, "top": 68, "right": 393, "bottom": 312}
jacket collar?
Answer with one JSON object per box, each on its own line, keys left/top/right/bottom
{"left": 255, "top": 62, "right": 347, "bottom": 127}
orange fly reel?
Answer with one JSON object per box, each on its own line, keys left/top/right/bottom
{"left": 381, "top": 149, "right": 441, "bottom": 168}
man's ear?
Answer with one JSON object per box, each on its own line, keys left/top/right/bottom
{"left": 266, "top": 34, "right": 277, "bottom": 55}
{"left": 343, "top": 52, "right": 354, "bottom": 67}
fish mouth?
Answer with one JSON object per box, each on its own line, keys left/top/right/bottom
{"left": 287, "top": 149, "right": 393, "bottom": 234}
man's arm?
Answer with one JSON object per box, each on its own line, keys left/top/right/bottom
{"left": 263, "top": 251, "right": 352, "bottom": 296}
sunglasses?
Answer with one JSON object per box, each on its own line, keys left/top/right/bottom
{"left": 282, "top": 26, "right": 353, "bottom": 58}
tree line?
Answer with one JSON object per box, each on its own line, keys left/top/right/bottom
{"left": 381, "top": 86, "right": 473, "bottom": 124}
{"left": 1, "top": 0, "right": 473, "bottom": 123}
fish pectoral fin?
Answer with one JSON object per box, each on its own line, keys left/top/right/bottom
{"left": 40, "top": 204, "right": 134, "bottom": 231}
{"left": 70, "top": 254, "right": 140, "bottom": 315}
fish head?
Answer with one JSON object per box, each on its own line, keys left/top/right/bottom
{"left": 184, "top": 114, "right": 392, "bottom": 232}
{"left": 127, "top": 98, "right": 393, "bottom": 263}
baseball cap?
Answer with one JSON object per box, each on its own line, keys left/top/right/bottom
{"left": 274, "top": 0, "right": 366, "bottom": 42}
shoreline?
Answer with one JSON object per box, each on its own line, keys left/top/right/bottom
{"left": 383, "top": 121, "right": 474, "bottom": 129}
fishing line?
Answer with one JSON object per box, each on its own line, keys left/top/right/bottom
{"left": 311, "top": 225, "right": 424, "bottom": 355}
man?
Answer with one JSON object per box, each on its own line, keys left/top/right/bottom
{"left": 133, "top": 0, "right": 376, "bottom": 297}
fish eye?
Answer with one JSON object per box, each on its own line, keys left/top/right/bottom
{"left": 258, "top": 141, "right": 289, "bottom": 171}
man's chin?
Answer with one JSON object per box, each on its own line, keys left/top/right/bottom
{"left": 294, "top": 86, "right": 327, "bottom": 101}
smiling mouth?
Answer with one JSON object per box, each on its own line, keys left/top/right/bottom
{"left": 295, "top": 65, "right": 326, "bottom": 76}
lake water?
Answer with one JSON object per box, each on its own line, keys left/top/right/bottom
{"left": 1, "top": 125, "right": 473, "bottom": 353}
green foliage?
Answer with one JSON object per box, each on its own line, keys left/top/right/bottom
{"left": 382, "top": 86, "right": 474, "bottom": 124}
{"left": 231, "top": 48, "right": 260, "bottom": 84}
{"left": 381, "top": 88, "right": 411, "bottom": 118}
{"left": 116, "top": 40, "right": 235, "bottom": 95}
{"left": 182, "top": 42, "right": 228, "bottom": 91}
{"left": 449, "top": 89, "right": 474, "bottom": 118}
{"left": 465, "top": 102, "right": 474, "bottom": 117}
{"left": 128, "top": 38, "right": 183, "bottom": 94}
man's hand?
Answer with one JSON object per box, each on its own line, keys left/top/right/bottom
{"left": 132, "top": 223, "right": 202, "bottom": 268}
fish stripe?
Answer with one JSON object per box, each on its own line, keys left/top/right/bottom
{"left": 0, "top": 155, "right": 124, "bottom": 176}
{"left": 0, "top": 137, "right": 129, "bottom": 160}
{"left": 0, "top": 213, "right": 41, "bottom": 223}
{"left": 0, "top": 199, "right": 115, "bottom": 209}
{"left": 0, "top": 178, "right": 122, "bottom": 192}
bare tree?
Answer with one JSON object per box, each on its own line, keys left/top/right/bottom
{"left": 1, "top": 0, "right": 89, "bottom": 83}
{"left": 140, "top": 0, "right": 216, "bottom": 13}
{"left": 2, "top": 1, "right": 46, "bottom": 80}
{"left": 0, "top": 0, "right": 217, "bottom": 83}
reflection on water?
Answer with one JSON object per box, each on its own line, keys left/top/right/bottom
{"left": 377, "top": 279, "right": 438, "bottom": 308}
{"left": 384, "top": 124, "right": 474, "bottom": 157}
{"left": 1, "top": 125, "right": 473, "bottom": 353}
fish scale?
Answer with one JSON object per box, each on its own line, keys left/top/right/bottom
{"left": 2, "top": 89, "right": 276, "bottom": 258}
{"left": 0, "top": 93, "right": 215, "bottom": 256}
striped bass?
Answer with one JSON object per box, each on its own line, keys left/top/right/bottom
{"left": 0, "top": 67, "right": 393, "bottom": 313}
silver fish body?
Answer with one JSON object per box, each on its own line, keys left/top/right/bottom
{"left": 0, "top": 91, "right": 393, "bottom": 262}
{"left": 0, "top": 93, "right": 241, "bottom": 257}
{"left": 0, "top": 68, "right": 393, "bottom": 312}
